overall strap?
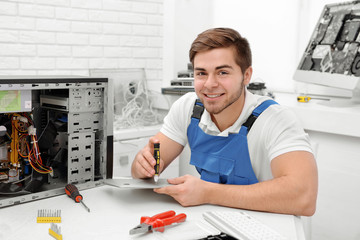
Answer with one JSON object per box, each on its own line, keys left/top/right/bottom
{"left": 242, "top": 99, "right": 278, "bottom": 134}
{"left": 191, "top": 99, "right": 204, "bottom": 120}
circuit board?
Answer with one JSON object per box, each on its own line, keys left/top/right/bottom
{"left": 299, "top": 1, "right": 360, "bottom": 76}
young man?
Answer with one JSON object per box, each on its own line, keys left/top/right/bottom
{"left": 131, "top": 28, "right": 318, "bottom": 216}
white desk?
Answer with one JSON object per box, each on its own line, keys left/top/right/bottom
{"left": 0, "top": 184, "right": 304, "bottom": 240}
{"left": 273, "top": 92, "right": 360, "bottom": 138}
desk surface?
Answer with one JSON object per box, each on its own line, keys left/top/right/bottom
{"left": 0, "top": 185, "right": 305, "bottom": 240}
{"left": 273, "top": 92, "right": 360, "bottom": 137}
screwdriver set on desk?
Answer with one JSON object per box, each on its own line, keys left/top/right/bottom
{"left": 36, "top": 210, "right": 63, "bottom": 239}
{"left": 37, "top": 209, "right": 62, "bottom": 223}
{"left": 49, "top": 223, "right": 63, "bottom": 240}
{"left": 35, "top": 184, "right": 90, "bottom": 239}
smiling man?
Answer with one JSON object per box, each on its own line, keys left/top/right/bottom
{"left": 131, "top": 28, "right": 318, "bottom": 216}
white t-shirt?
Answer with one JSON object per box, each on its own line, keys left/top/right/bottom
{"left": 160, "top": 90, "right": 313, "bottom": 182}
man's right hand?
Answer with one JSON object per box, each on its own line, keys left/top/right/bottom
{"left": 131, "top": 137, "right": 163, "bottom": 179}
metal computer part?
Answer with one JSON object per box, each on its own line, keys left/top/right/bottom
{"left": 294, "top": 1, "right": 360, "bottom": 101}
{"left": 0, "top": 76, "right": 112, "bottom": 208}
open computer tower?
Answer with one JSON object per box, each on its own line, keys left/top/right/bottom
{"left": 294, "top": 0, "right": 360, "bottom": 103}
{"left": 0, "top": 76, "right": 113, "bottom": 208}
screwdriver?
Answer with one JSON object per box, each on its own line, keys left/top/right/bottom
{"left": 154, "top": 143, "right": 160, "bottom": 183}
{"left": 65, "top": 184, "right": 91, "bottom": 212}
{"left": 297, "top": 95, "right": 330, "bottom": 103}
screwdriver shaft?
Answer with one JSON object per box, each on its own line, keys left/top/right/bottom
{"left": 80, "top": 200, "right": 91, "bottom": 212}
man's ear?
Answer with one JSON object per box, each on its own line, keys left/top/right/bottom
{"left": 243, "top": 66, "right": 253, "bottom": 85}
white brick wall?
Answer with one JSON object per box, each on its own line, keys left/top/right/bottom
{"left": 0, "top": 0, "right": 163, "bottom": 83}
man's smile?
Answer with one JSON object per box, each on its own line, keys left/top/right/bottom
{"left": 204, "top": 93, "right": 224, "bottom": 98}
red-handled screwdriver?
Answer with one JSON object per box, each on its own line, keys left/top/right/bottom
{"left": 65, "top": 184, "right": 91, "bottom": 212}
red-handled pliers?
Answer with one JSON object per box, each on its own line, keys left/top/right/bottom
{"left": 129, "top": 210, "right": 187, "bottom": 235}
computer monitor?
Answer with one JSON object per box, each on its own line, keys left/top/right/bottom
{"left": 0, "top": 76, "right": 113, "bottom": 208}
{"left": 293, "top": 1, "right": 360, "bottom": 104}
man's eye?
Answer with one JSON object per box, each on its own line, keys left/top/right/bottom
{"left": 219, "top": 71, "right": 228, "bottom": 75}
{"left": 196, "top": 72, "right": 206, "bottom": 76}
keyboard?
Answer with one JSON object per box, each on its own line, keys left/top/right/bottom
{"left": 203, "top": 211, "right": 288, "bottom": 240}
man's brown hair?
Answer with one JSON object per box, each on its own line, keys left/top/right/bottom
{"left": 189, "top": 28, "right": 252, "bottom": 74}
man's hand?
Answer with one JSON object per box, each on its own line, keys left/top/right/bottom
{"left": 131, "top": 132, "right": 185, "bottom": 179}
{"left": 154, "top": 175, "right": 209, "bottom": 206}
{"left": 153, "top": 152, "right": 317, "bottom": 216}
{"left": 131, "top": 137, "right": 164, "bottom": 179}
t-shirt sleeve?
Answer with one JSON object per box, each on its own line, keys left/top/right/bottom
{"left": 160, "top": 93, "right": 195, "bottom": 146}
{"left": 262, "top": 106, "right": 314, "bottom": 161}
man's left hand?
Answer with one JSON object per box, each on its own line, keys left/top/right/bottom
{"left": 154, "top": 175, "right": 209, "bottom": 206}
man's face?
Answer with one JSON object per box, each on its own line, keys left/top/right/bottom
{"left": 193, "top": 47, "right": 251, "bottom": 115}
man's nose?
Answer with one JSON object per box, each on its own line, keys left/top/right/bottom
{"left": 204, "top": 73, "right": 218, "bottom": 88}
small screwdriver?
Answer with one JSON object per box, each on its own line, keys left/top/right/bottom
{"left": 154, "top": 143, "right": 160, "bottom": 183}
{"left": 65, "top": 184, "right": 91, "bottom": 212}
{"left": 297, "top": 95, "right": 330, "bottom": 103}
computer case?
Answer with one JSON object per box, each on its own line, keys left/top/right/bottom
{"left": 0, "top": 76, "right": 113, "bottom": 208}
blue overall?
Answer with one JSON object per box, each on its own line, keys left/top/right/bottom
{"left": 187, "top": 99, "right": 278, "bottom": 185}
